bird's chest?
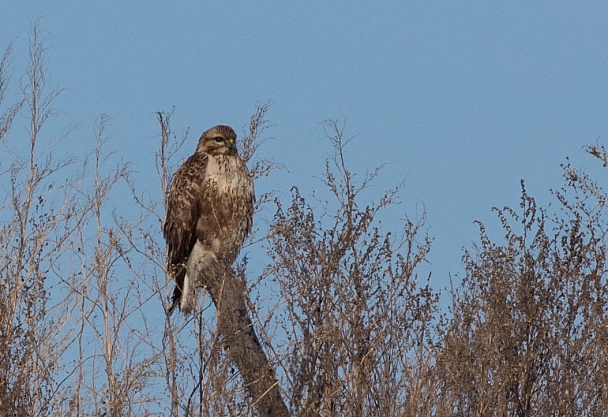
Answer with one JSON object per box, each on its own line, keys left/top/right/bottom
{"left": 205, "top": 155, "right": 250, "bottom": 196}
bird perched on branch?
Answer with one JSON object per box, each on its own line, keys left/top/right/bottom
{"left": 163, "top": 125, "right": 254, "bottom": 315}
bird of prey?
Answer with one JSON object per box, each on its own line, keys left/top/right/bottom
{"left": 163, "top": 125, "right": 254, "bottom": 315}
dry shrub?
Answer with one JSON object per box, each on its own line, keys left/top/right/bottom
{"left": 267, "top": 120, "right": 441, "bottom": 417}
{"left": 438, "top": 178, "right": 608, "bottom": 416}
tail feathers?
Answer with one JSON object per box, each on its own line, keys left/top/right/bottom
{"left": 166, "top": 285, "right": 182, "bottom": 315}
{"left": 167, "top": 272, "right": 195, "bottom": 316}
{"left": 179, "top": 272, "right": 195, "bottom": 314}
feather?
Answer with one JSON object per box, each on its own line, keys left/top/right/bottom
{"left": 163, "top": 125, "right": 254, "bottom": 315}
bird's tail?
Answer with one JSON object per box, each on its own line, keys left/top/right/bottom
{"left": 166, "top": 286, "right": 181, "bottom": 315}
{"left": 179, "top": 272, "right": 195, "bottom": 314}
{"left": 166, "top": 272, "right": 194, "bottom": 315}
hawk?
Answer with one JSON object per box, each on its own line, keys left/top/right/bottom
{"left": 163, "top": 125, "right": 254, "bottom": 315}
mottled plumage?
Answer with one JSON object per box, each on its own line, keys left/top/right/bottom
{"left": 163, "top": 125, "right": 254, "bottom": 314}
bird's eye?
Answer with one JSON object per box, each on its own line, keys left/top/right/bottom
{"left": 214, "top": 137, "right": 224, "bottom": 143}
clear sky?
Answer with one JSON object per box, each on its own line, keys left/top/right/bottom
{"left": 3, "top": 2, "right": 608, "bottom": 297}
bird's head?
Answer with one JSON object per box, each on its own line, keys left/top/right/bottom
{"left": 196, "top": 125, "right": 238, "bottom": 156}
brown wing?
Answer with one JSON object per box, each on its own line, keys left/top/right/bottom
{"left": 162, "top": 152, "right": 208, "bottom": 313}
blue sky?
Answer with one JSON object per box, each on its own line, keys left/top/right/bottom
{"left": 3, "top": 2, "right": 608, "bottom": 296}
